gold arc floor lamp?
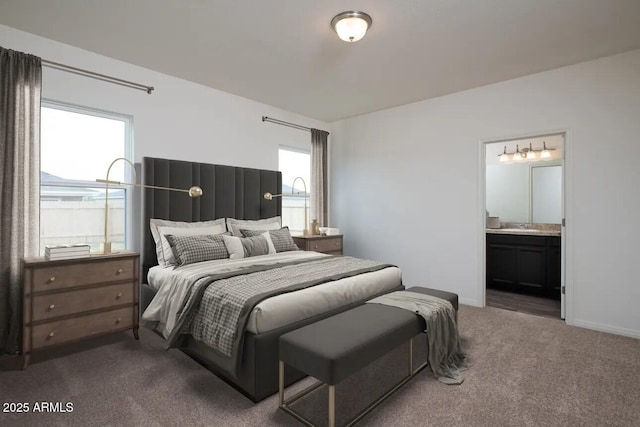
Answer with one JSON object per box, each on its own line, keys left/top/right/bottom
{"left": 96, "top": 157, "right": 203, "bottom": 254}
{"left": 264, "top": 176, "right": 309, "bottom": 236}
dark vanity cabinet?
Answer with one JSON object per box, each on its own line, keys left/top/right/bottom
{"left": 486, "top": 233, "right": 560, "bottom": 298}
{"left": 546, "top": 237, "right": 562, "bottom": 295}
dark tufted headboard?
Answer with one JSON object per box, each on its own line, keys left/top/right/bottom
{"left": 141, "top": 157, "right": 282, "bottom": 279}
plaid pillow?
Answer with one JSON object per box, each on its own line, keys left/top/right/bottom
{"left": 164, "top": 234, "right": 229, "bottom": 266}
{"left": 222, "top": 233, "right": 276, "bottom": 260}
{"left": 240, "top": 227, "right": 299, "bottom": 253}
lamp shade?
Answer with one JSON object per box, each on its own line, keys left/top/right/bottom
{"left": 499, "top": 146, "right": 509, "bottom": 162}
{"left": 331, "top": 11, "right": 372, "bottom": 42}
{"left": 513, "top": 145, "right": 523, "bottom": 161}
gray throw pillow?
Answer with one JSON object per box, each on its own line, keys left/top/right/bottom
{"left": 241, "top": 235, "right": 270, "bottom": 257}
{"left": 222, "top": 233, "right": 276, "bottom": 260}
{"left": 240, "top": 227, "right": 299, "bottom": 253}
{"left": 164, "top": 234, "right": 229, "bottom": 266}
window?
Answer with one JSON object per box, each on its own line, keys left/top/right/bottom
{"left": 40, "top": 101, "right": 133, "bottom": 254}
{"left": 278, "top": 147, "right": 310, "bottom": 235}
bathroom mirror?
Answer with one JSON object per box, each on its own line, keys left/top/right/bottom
{"left": 485, "top": 135, "right": 563, "bottom": 225}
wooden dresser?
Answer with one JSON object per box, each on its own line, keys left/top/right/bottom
{"left": 292, "top": 235, "right": 343, "bottom": 255}
{"left": 22, "top": 251, "right": 140, "bottom": 369}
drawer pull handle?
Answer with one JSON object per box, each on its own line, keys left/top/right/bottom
{"left": 314, "top": 245, "right": 319, "bottom": 249}
{"left": 335, "top": 242, "right": 339, "bottom": 246}
{"left": 48, "top": 276, "right": 56, "bottom": 283}
{"left": 49, "top": 304, "right": 55, "bottom": 310}
{"left": 116, "top": 292, "right": 123, "bottom": 299}
{"left": 116, "top": 268, "right": 123, "bottom": 274}
{"left": 116, "top": 317, "right": 122, "bottom": 324}
{"left": 48, "top": 332, "right": 55, "bottom": 338}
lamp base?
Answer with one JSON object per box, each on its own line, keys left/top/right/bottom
{"left": 100, "top": 242, "right": 112, "bottom": 254}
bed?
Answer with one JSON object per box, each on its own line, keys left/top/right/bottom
{"left": 139, "top": 157, "right": 403, "bottom": 402}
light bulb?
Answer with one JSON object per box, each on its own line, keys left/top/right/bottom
{"left": 513, "top": 145, "right": 523, "bottom": 161}
{"left": 499, "top": 146, "right": 509, "bottom": 162}
{"left": 541, "top": 141, "right": 551, "bottom": 158}
{"left": 526, "top": 150, "right": 536, "bottom": 160}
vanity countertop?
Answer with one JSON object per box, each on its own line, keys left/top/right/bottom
{"left": 486, "top": 228, "right": 561, "bottom": 237}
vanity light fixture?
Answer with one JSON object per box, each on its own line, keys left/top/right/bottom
{"left": 541, "top": 141, "right": 554, "bottom": 159}
{"left": 331, "top": 11, "right": 372, "bottom": 42}
{"left": 496, "top": 141, "right": 556, "bottom": 163}
{"left": 512, "top": 144, "right": 524, "bottom": 161}
{"left": 499, "top": 146, "right": 510, "bottom": 162}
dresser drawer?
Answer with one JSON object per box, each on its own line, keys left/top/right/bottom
{"left": 32, "top": 258, "right": 135, "bottom": 292}
{"left": 31, "top": 282, "right": 134, "bottom": 322}
{"left": 308, "top": 237, "right": 342, "bottom": 253}
{"left": 31, "top": 306, "right": 134, "bottom": 350}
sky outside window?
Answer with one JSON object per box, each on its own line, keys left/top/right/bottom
{"left": 41, "top": 106, "right": 126, "bottom": 182}
{"left": 279, "top": 148, "right": 310, "bottom": 191}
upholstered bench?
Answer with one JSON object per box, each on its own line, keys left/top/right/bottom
{"left": 278, "top": 287, "right": 458, "bottom": 427}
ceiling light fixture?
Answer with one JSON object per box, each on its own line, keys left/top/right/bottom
{"left": 331, "top": 11, "right": 372, "bottom": 42}
{"left": 526, "top": 143, "right": 536, "bottom": 159}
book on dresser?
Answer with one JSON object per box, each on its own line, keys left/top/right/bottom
{"left": 44, "top": 244, "right": 91, "bottom": 260}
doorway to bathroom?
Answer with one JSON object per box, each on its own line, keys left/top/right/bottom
{"left": 483, "top": 133, "right": 565, "bottom": 319}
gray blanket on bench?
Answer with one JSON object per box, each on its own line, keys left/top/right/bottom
{"left": 367, "top": 290, "right": 468, "bottom": 384}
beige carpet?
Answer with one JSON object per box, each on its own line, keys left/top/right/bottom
{"left": 1, "top": 305, "right": 639, "bottom": 427}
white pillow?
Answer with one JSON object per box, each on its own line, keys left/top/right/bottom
{"left": 150, "top": 218, "right": 226, "bottom": 266}
{"left": 222, "top": 232, "right": 276, "bottom": 260}
{"left": 226, "top": 216, "right": 281, "bottom": 237}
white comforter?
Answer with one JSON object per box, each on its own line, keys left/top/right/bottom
{"left": 141, "top": 251, "right": 402, "bottom": 337}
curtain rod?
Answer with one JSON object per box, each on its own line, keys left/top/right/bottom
{"left": 262, "top": 116, "right": 329, "bottom": 135}
{"left": 42, "top": 59, "right": 154, "bottom": 94}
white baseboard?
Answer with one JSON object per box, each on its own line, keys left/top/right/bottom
{"left": 569, "top": 319, "right": 640, "bottom": 339}
{"left": 460, "top": 300, "right": 640, "bottom": 339}
{"left": 459, "top": 297, "right": 482, "bottom": 307}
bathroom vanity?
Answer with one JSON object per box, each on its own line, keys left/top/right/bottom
{"left": 486, "top": 229, "right": 560, "bottom": 298}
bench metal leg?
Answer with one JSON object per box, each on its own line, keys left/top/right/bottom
{"left": 329, "top": 385, "right": 336, "bottom": 427}
{"left": 279, "top": 335, "right": 429, "bottom": 427}
{"left": 279, "top": 360, "right": 284, "bottom": 407}
{"left": 408, "top": 337, "right": 413, "bottom": 376}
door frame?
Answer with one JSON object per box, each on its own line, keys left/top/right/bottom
{"left": 477, "top": 130, "right": 571, "bottom": 323}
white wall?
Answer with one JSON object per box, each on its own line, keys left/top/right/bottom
{"left": 1, "top": 24, "right": 329, "bottom": 249}
{"left": 331, "top": 49, "right": 640, "bottom": 338}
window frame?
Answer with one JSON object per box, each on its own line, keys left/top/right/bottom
{"left": 40, "top": 100, "right": 134, "bottom": 250}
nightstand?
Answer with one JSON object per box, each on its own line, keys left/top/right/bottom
{"left": 292, "top": 235, "right": 343, "bottom": 255}
{"left": 22, "top": 251, "right": 140, "bottom": 369}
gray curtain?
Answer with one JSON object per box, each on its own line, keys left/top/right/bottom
{"left": 0, "top": 46, "right": 41, "bottom": 355}
{"left": 310, "top": 128, "right": 329, "bottom": 226}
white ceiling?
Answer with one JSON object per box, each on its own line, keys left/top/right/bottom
{"left": 1, "top": 0, "right": 640, "bottom": 122}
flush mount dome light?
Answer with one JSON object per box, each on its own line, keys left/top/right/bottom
{"left": 331, "top": 11, "right": 372, "bottom": 42}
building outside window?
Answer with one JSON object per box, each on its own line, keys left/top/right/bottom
{"left": 40, "top": 101, "right": 133, "bottom": 254}
{"left": 278, "top": 147, "right": 310, "bottom": 235}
